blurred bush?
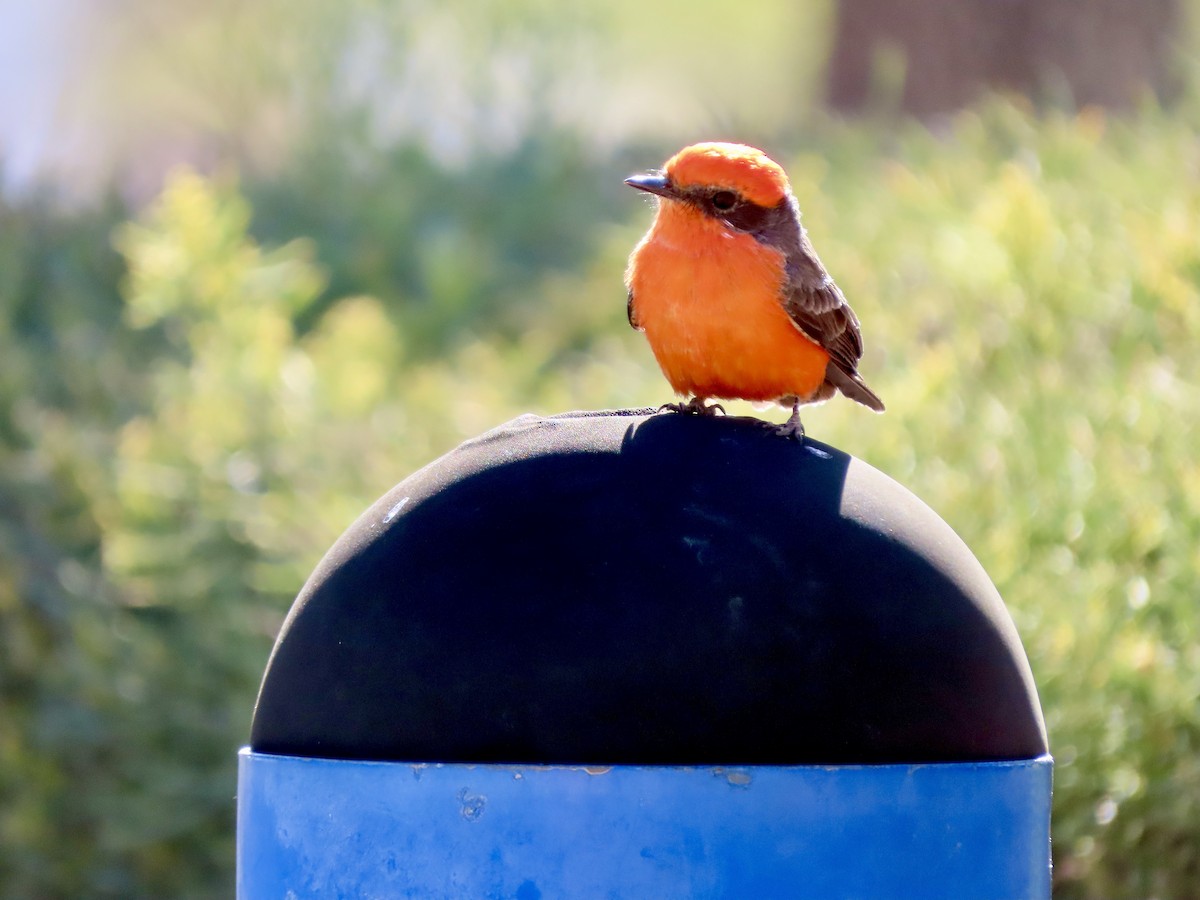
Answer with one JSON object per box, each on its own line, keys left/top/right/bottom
{"left": 797, "top": 103, "right": 1200, "bottom": 898}
{"left": 244, "top": 129, "right": 631, "bottom": 349}
{"left": 2, "top": 97, "right": 1199, "bottom": 898}
{"left": 61, "top": 0, "right": 832, "bottom": 200}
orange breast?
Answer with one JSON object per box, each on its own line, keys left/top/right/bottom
{"left": 626, "top": 205, "right": 829, "bottom": 402}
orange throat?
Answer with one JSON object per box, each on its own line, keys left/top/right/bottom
{"left": 626, "top": 204, "right": 830, "bottom": 403}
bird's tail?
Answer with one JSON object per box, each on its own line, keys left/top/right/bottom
{"left": 826, "top": 364, "right": 885, "bottom": 412}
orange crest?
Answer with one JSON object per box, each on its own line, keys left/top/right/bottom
{"left": 664, "top": 143, "right": 791, "bottom": 207}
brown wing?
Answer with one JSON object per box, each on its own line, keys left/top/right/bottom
{"left": 782, "top": 242, "right": 884, "bottom": 412}
{"left": 783, "top": 277, "right": 862, "bottom": 373}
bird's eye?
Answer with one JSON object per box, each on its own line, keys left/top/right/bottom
{"left": 711, "top": 191, "right": 738, "bottom": 211}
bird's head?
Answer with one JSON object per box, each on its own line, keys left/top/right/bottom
{"left": 625, "top": 142, "right": 796, "bottom": 236}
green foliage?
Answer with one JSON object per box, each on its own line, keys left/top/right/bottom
{"left": 244, "top": 129, "right": 632, "bottom": 351}
{"left": 70, "top": 0, "right": 833, "bottom": 188}
{"left": 787, "top": 103, "right": 1200, "bottom": 898}
{"left": 0, "top": 190, "right": 158, "bottom": 897}
{"left": 2, "top": 100, "right": 1199, "bottom": 897}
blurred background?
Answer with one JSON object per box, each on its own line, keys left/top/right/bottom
{"left": 1, "top": 0, "right": 1198, "bottom": 896}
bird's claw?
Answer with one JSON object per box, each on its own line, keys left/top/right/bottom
{"left": 772, "top": 402, "right": 806, "bottom": 442}
{"left": 773, "top": 420, "right": 806, "bottom": 442}
{"left": 659, "top": 398, "right": 726, "bottom": 416}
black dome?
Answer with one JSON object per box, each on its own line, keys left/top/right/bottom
{"left": 251, "top": 410, "right": 1047, "bottom": 765}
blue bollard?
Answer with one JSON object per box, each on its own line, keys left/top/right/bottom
{"left": 238, "top": 753, "right": 1051, "bottom": 898}
{"left": 238, "top": 410, "right": 1052, "bottom": 898}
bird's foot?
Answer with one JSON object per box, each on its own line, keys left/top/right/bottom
{"left": 659, "top": 397, "right": 726, "bottom": 416}
{"left": 772, "top": 402, "right": 806, "bottom": 442}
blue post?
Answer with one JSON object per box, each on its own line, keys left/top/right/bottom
{"left": 238, "top": 411, "right": 1052, "bottom": 898}
{"left": 239, "top": 753, "right": 1051, "bottom": 898}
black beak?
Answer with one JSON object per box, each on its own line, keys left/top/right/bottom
{"left": 624, "top": 172, "right": 676, "bottom": 199}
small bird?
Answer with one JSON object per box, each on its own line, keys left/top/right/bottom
{"left": 624, "top": 142, "right": 883, "bottom": 438}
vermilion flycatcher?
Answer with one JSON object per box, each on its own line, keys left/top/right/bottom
{"left": 624, "top": 142, "right": 884, "bottom": 438}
